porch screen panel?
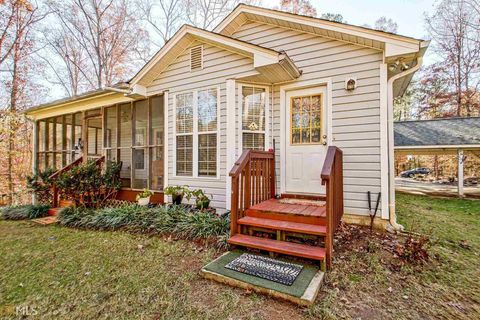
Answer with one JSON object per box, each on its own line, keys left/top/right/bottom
{"left": 105, "top": 107, "right": 117, "bottom": 149}
{"left": 198, "top": 89, "right": 217, "bottom": 176}
{"left": 242, "top": 86, "right": 266, "bottom": 150}
{"left": 133, "top": 100, "right": 148, "bottom": 189}
{"left": 37, "top": 121, "right": 46, "bottom": 170}
{"left": 73, "top": 113, "right": 82, "bottom": 160}
{"left": 118, "top": 103, "right": 132, "bottom": 186}
{"left": 150, "top": 96, "right": 164, "bottom": 190}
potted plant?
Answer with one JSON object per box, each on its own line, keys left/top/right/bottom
{"left": 136, "top": 188, "right": 153, "bottom": 206}
{"left": 164, "top": 185, "right": 191, "bottom": 205}
{"left": 192, "top": 189, "right": 211, "bottom": 210}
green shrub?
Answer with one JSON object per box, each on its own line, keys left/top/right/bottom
{"left": 56, "top": 161, "right": 121, "bottom": 209}
{"left": 57, "top": 205, "right": 230, "bottom": 245}
{"left": 1, "top": 204, "right": 50, "bottom": 220}
{"left": 26, "top": 168, "right": 56, "bottom": 205}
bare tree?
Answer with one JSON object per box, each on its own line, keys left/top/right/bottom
{"left": 186, "top": 0, "right": 258, "bottom": 30}
{"left": 426, "top": 0, "right": 480, "bottom": 116}
{"left": 363, "top": 17, "right": 398, "bottom": 34}
{"left": 39, "top": 24, "right": 92, "bottom": 97}
{"left": 320, "top": 13, "right": 345, "bottom": 23}
{"left": 47, "top": 0, "right": 148, "bottom": 89}
{"left": 139, "top": 0, "right": 185, "bottom": 47}
{"left": 0, "top": 0, "right": 47, "bottom": 204}
{"left": 276, "top": 0, "right": 317, "bottom": 17}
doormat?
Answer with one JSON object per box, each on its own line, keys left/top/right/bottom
{"left": 279, "top": 198, "right": 326, "bottom": 207}
{"left": 225, "top": 253, "right": 303, "bottom": 286}
{"left": 31, "top": 216, "right": 57, "bottom": 225}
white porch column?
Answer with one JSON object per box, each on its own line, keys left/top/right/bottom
{"left": 458, "top": 149, "right": 464, "bottom": 197}
{"left": 225, "top": 79, "right": 236, "bottom": 210}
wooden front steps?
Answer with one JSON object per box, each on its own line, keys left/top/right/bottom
{"left": 238, "top": 216, "right": 326, "bottom": 236}
{"left": 228, "top": 198, "right": 328, "bottom": 269}
{"left": 228, "top": 234, "right": 326, "bottom": 261}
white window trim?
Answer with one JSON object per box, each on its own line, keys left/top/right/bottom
{"left": 173, "top": 86, "right": 221, "bottom": 180}
{"left": 237, "top": 83, "right": 270, "bottom": 154}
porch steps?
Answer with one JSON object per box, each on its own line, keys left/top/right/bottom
{"left": 228, "top": 234, "right": 326, "bottom": 261}
{"left": 48, "top": 208, "right": 62, "bottom": 216}
{"left": 238, "top": 216, "right": 326, "bottom": 236}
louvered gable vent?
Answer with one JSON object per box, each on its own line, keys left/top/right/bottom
{"left": 190, "top": 46, "right": 203, "bottom": 71}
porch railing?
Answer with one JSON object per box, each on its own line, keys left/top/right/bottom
{"left": 321, "top": 146, "right": 344, "bottom": 269}
{"left": 49, "top": 156, "right": 105, "bottom": 207}
{"left": 229, "top": 150, "right": 276, "bottom": 237}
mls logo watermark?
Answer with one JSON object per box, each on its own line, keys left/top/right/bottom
{"left": 15, "top": 305, "right": 38, "bottom": 316}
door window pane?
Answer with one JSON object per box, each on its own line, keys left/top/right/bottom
{"left": 150, "top": 147, "right": 163, "bottom": 190}
{"left": 290, "top": 95, "right": 322, "bottom": 145}
{"left": 198, "top": 134, "right": 216, "bottom": 176}
{"left": 105, "top": 106, "right": 117, "bottom": 148}
{"left": 198, "top": 89, "right": 217, "bottom": 132}
{"left": 150, "top": 96, "right": 164, "bottom": 146}
{"left": 134, "top": 100, "right": 148, "bottom": 146}
{"left": 176, "top": 135, "right": 192, "bottom": 176}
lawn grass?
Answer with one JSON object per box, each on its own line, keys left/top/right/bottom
{"left": 1, "top": 194, "right": 479, "bottom": 319}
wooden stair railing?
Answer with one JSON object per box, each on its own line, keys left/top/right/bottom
{"left": 229, "top": 150, "right": 276, "bottom": 237}
{"left": 49, "top": 156, "right": 106, "bottom": 207}
{"left": 321, "top": 146, "right": 344, "bottom": 270}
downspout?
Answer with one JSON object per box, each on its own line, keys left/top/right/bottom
{"left": 387, "top": 57, "right": 423, "bottom": 231}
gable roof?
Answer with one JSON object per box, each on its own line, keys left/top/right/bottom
{"left": 394, "top": 118, "right": 480, "bottom": 148}
{"left": 214, "top": 4, "right": 429, "bottom": 58}
{"left": 130, "top": 24, "right": 300, "bottom": 86}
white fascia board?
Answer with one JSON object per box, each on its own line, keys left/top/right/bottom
{"left": 130, "top": 84, "right": 147, "bottom": 97}
{"left": 384, "top": 43, "right": 418, "bottom": 57}
{"left": 253, "top": 52, "right": 280, "bottom": 68}
{"left": 216, "top": 6, "right": 421, "bottom": 53}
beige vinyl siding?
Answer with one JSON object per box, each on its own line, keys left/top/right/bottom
{"left": 232, "top": 21, "right": 384, "bottom": 216}
{"left": 147, "top": 41, "right": 256, "bottom": 209}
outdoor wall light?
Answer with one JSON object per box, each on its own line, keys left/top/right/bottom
{"left": 345, "top": 77, "right": 357, "bottom": 91}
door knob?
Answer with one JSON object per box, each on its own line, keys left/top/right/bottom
{"left": 322, "top": 141, "right": 327, "bottom": 146}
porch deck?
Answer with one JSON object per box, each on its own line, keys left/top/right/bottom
{"left": 228, "top": 147, "right": 344, "bottom": 271}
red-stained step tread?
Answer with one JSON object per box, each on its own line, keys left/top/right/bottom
{"left": 238, "top": 216, "right": 326, "bottom": 236}
{"left": 228, "top": 234, "right": 326, "bottom": 261}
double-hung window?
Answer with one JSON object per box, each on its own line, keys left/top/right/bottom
{"left": 175, "top": 88, "right": 218, "bottom": 177}
{"left": 241, "top": 85, "right": 267, "bottom": 150}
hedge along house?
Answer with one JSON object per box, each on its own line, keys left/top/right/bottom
{"left": 26, "top": 5, "right": 428, "bottom": 266}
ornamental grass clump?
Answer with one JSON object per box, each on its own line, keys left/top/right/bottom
{"left": 0, "top": 204, "right": 50, "bottom": 220}
{"left": 57, "top": 204, "right": 230, "bottom": 245}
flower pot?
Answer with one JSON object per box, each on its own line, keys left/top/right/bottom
{"left": 137, "top": 196, "right": 150, "bottom": 206}
{"left": 172, "top": 193, "right": 183, "bottom": 205}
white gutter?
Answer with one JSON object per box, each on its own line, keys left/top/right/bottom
{"left": 387, "top": 57, "right": 423, "bottom": 231}
{"left": 104, "top": 86, "right": 131, "bottom": 94}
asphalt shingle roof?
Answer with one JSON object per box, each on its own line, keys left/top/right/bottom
{"left": 394, "top": 117, "right": 480, "bottom": 147}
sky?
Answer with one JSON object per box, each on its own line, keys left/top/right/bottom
{"left": 261, "top": 0, "right": 437, "bottom": 63}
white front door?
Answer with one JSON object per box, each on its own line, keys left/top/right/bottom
{"left": 285, "top": 87, "right": 328, "bottom": 194}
